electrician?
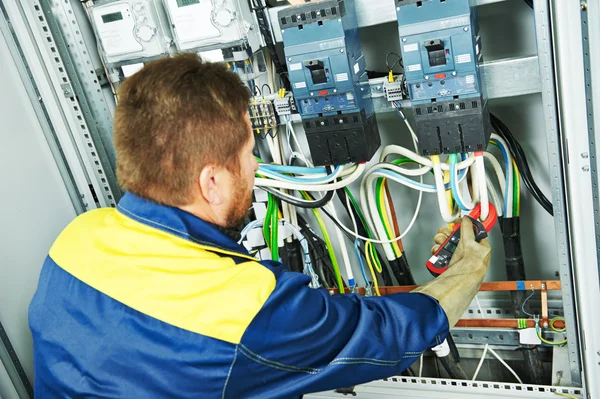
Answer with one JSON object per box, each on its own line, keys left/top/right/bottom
{"left": 29, "top": 53, "right": 491, "bottom": 398}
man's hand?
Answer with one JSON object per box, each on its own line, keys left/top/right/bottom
{"left": 412, "top": 217, "right": 492, "bottom": 328}
{"left": 432, "top": 217, "right": 491, "bottom": 275}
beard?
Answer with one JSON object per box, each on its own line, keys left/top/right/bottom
{"left": 224, "top": 179, "right": 253, "bottom": 229}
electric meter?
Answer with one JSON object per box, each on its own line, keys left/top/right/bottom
{"left": 90, "top": 0, "right": 169, "bottom": 66}
{"left": 162, "top": 0, "right": 250, "bottom": 51}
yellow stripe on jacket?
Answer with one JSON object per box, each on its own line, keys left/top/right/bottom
{"left": 49, "top": 208, "right": 276, "bottom": 344}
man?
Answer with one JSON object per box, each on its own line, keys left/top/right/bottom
{"left": 29, "top": 54, "right": 491, "bottom": 398}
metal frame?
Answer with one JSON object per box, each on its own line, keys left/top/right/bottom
{"left": 308, "top": 377, "right": 584, "bottom": 399}
{"left": 550, "top": 0, "right": 600, "bottom": 395}
{"left": 531, "top": 0, "right": 582, "bottom": 386}
{"left": 40, "top": 0, "right": 121, "bottom": 202}
{"left": 0, "top": 0, "right": 85, "bottom": 214}
{"left": 2, "top": 0, "right": 117, "bottom": 210}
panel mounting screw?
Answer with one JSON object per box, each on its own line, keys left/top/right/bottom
{"left": 340, "top": 49, "right": 344, "bottom": 53}
{"left": 402, "top": 38, "right": 407, "bottom": 43}
{"left": 452, "top": 71, "right": 457, "bottom": 76}
{"left": 582, "top": 152, "right": 589, "bottom": 158}
{"left": 464, "top": 27, "right": 469, "bottom": 32}
{"left": 320, "top": 121, "right": 325, "bottom": 126}
{"left": 583, "top": 165, "right": 590, "bottom": 172}
{"left": 339, "top": 119, "right": 343, "bottom": 124}
{"left": 287, "top": 58, "right": 292, "bottom": 62}
{"left": 333, "top": 89, "right": 337, "bottom": 93}
{"left": 581, "top": 2, "right": 587, "bottom": 10}
{"left": 310, "top": 92, "right": 314, "bottom": 96}
{"left": 424, "top": 76, "right": 429, "bottom": 80}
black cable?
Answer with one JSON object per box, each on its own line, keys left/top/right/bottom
{"left": 261, "top": 187, "right": 334, "bottom": 209}
{"left": 386, "top": 52, "right": 403, "bottom": 71}
{"left": 250, "top": 0, "right": 290, "bottom": 89}
{"left": 262, "top": 84, "right": 273, "bottom": 95}
{"left": 490, "top": 113, "right": 553, "bottom": 215}
{"left": 500, "top": 216, "right": 545, "bottom": 384}
{"left": 297, "top": 215, "right": 339, "bottom": 288}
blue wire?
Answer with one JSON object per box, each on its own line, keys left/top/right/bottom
{"left": 521, "top": 290, "right": 536, "bottom": 318}
{"left": 450, "top": 154, "right": 470, "bottom": 211}
{"left": 258, "top": 165, "right": 343, "bottom": 183}
{"left": 260, "top": 164, "right": 328, "bottom": 174}
{"left": 354, "top": 239, "right": 370, "bottom": 286}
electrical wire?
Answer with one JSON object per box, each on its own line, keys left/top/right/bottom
{"left": 490, "top": 113, "right": 553, "bottom": 215}
{"left": 521, "top": 289, "right": 536, "bottom": 318}
{"left": 255, "top": 163, "right": 366, "bottom": 191}
{"left": 386, "top": 52, "right": 403, "bottom": 71}
{"left": 473, "top": 296, "right": 523, "bottom": 383}
{"left": 262, "top": 187, "right": 334, "bottom": 209}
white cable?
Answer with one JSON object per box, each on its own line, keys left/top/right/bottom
{"left": 476, "top": 154, "right": 490, "bottom": 220}
{"left": 418, "top": 353, "right": 424, "bottom": 378}
{"left": 398, "top": 108, "right": 420, "bottom": 145}
{"left": 433, "top": 161, "right": 457, "bottom": 223}
{"left": 487, "top": 347, "right": 523, "bottom": 384}
{"left": 346, "top": 192, "right": 359, "bottom": 236}
{"left": 490, "top": 134, "right": 514, "bottom": 218}
{"left": 325, "top": 201, "right": 355, "bottom": 287}
{"left": 380, "top": 145, "right": 475, "bottom": 171}
{"left": 361, "top": 172, "right": 423, "bottom": 257}
{"left": 483, "top": 152, "right": 506, "bottom": 198}
{"left": 470, "top": 154, "right": 480, "bottom": 205}
{"left": 472, "top": 296, "right": 523, "bottom": 384}
{"left": 486, "top": 176, "right": 504, "bottom": 218}
{"left": 472, "top": 344, "right": 488, "bottom": 381}
{"left": 255, "top": 163, "right": 366, "bottom": 190}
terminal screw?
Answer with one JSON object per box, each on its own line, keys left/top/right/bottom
{"left": 402, "top": 38, "right": 407, "bottom": 42}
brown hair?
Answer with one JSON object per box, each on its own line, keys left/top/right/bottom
{"left": 113, "top": 53, "right": 251, "bottom": 206}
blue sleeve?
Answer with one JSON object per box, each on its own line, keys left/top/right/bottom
{"left": 225, "top": 262, "right": 449, "bottom": 398}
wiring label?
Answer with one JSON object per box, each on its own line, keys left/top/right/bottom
{"left": 404, "top": 43, "right": 418, "bottom": 53}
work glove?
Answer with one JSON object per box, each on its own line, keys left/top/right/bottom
{"left": 411, "top": 217, "right": 492, "bottom": 328}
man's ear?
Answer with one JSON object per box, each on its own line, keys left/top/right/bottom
{"left": 199, "top": 165, "right": 223, "bottom": 205}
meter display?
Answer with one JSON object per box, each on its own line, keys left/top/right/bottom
{"left": 163, "top": 0, "right": 249, "bottom": 51}
{"left": 90, "top": 0, "right": 169, "bottom": 66}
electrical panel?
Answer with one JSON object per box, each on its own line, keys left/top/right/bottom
{"left": 89, "top": 0, "right": 169, "bottom": 66}
{"left": 162, "top": 0, "right": 258, "bottom": 53}
{"left": 279, "top": 0, "right": 380, "bottom": 166}
{"left": 395, "top": 0, "right": 491, "bottom": 155}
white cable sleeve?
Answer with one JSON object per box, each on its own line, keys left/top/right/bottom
{"left": 476, "top": 154, "right": 490, "bottom": 220}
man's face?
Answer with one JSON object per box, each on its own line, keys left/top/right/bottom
{"left": 223, "top": 115, "right": 258, "bottom": 228}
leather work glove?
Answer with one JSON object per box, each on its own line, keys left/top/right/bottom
{"left": 411, "top": 217, "right": 492, "bottom": 328}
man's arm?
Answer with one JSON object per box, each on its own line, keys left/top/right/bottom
{"left": 224, "top": 264, "right": 448, "bottom": 398}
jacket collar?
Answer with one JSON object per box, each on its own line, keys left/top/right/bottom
{"left": 117, "top": 192, "right": 251, "bottom": 257}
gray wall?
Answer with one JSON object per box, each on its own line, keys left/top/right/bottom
{"left": 0, "top": 24, "right": 77, "bottom": 390}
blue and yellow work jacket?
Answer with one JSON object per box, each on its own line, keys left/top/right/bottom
{"left": 29, "top": 192, "right": 449, "bottom": 398}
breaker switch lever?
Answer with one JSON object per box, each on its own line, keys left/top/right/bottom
{"left": 425, "top": 39, "right": 446, "bottom": 67}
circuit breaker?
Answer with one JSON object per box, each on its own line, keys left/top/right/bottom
{"left": 89, "top": 0, "right": 169, "bottom": 66}
{"left": 396, "top": 0, "right": 491, "bottom": 155}
{"left": 279, "top": 0, "right": 380, "bottom": 166}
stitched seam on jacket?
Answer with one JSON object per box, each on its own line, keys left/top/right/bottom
{"left": 239, "top": 344, "right": 416, "bottom": 375}
{"left": 222, "top": 345, "right": 239, "bottom": 399}
{"left": 117, "top": 205, "right": 255, "bottom": 260}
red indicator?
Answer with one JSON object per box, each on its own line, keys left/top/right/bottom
{"left": 318, "top": 90, "right": 328, "bottom": 96}
{"left": 435, "top": 73, "right": 447, "bottom": 79}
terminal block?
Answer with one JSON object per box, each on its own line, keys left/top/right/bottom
{"left": 279, "top": 0, "right": 380, "bottom": 165}
{"left": 395, "top": 0, "right": 491, "bottom": 155}
{"left": 249, "top": 99, "right": 277, "bottom": 133}
{"left": 274, "top": 97, "right": 292, "bottom": 116}
{"left": 384, "top": 80, "right": 404, "bottom": 102}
